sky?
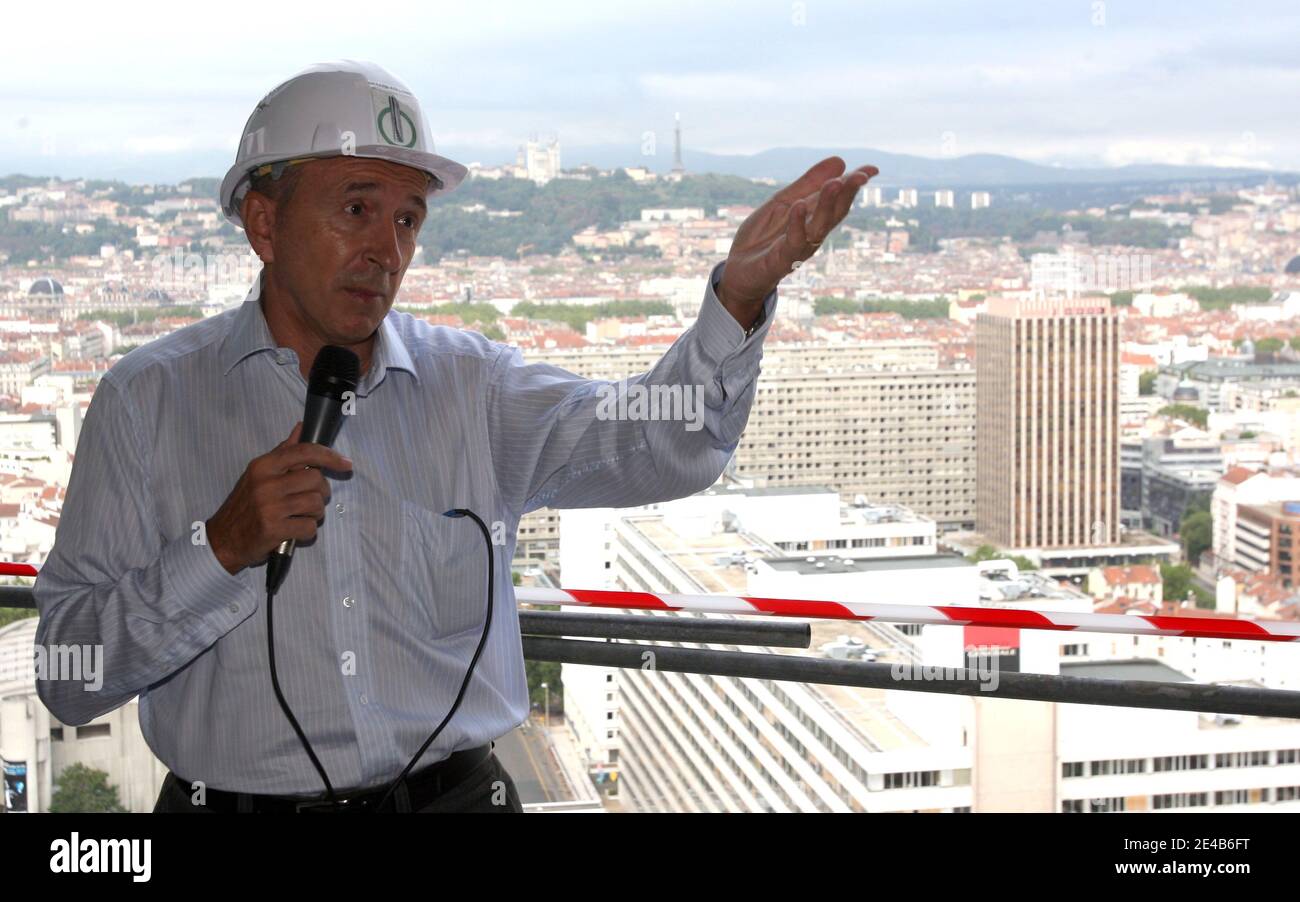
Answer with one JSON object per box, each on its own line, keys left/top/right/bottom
{"left": 2, "top": 0, "right": 1298, "bottom": 183}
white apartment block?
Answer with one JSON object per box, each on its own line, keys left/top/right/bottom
{"left": 1132, "top": 292, "right": 1198, "bottom": 318}
{"left": 511, "top": 340, "right": 975, "bottom": 568}
{"left": 1, "top": 617, "right": 170, "bottom": 812}
{"left": 558, "top": 489, "right": 977, "bottom": 812}
{"left": 557, "top": 483, "right": 1300, "bottom": 812}
{"left": 640, "top": 208, "right": 705, "bottom": 223}
{"left": 1212, "top": 466, "right": 1300, "bottom": 574}
{"left": 0, "top": 356, "right": 51, "bottom": 396}
{"left": 1055, "top": 662, "right": 1300, "bottom": 812}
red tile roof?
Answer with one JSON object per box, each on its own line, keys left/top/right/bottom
{"left": 1100, "top": 564, "right": 1161, "bottom": 585}
{"left": 1221, "top": 465, "right": 1259, "bottom": 486}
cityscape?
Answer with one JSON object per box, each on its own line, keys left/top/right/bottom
{"left": 1, "top": 3, "right": 1299, "bottom": 829}
{"left": 2, "top": 138, "right": 1299, "bottom": 814}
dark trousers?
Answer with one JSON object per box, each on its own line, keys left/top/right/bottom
{"left": 152, "top": 751, "right": 524, "bottom": 813}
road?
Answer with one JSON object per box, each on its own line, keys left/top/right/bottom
{"left": 494, "top": 714, "right": 571, "bottom": 805}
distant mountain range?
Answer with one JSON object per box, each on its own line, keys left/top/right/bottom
{"left": 2, "top": 145, "right": 1292, "bottom": 190}
{"left": 510, "top": 144, "right": 1293, "bottom": 189}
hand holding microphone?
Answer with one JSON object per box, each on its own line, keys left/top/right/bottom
{"left": 206, "top": 345, "right": 360, "bottom": 590}
{"left": 205, "top": 421, "right": 353, "bottom": 576}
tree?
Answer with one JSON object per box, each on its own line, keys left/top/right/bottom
{"left": 48, "top": 762, "right": 127, "bottom": 813}
{"left": 1181, "top": 285, "right": 1273, "bottom": 310}
{"left": 1160, "top": 562, "right": 1213, "bottom": 609}
{"left": 0, "top": 608, "right": 37, "bottom": 629}
{"left": 966, "top": 545, "right": 1036, "bottom": 569}
{"left": 510, "top": 298, "right": 673, "bottom": 333}
{"left": 1180, "top": 511, "right": 1212, "bottom": 565}
{"left": 526, "top": 660, "right": 563, "bottom": 713}
{"left": 1138, "top": 371, "right": 1156, "bottom": 396}
{"left": 1009, "top": 554, "right": 1039, "bottom": 571}
{"left": 1158, "top": 403, "right": 1208, "bottom": 429}
{"left": 476, "top": 322, "right": 505, "bottom": 341}
{"left": 814, "top": 297, "right": 949, "bottom": 319}
{"left": 1160, "top": 562, "right": 1195, "bottom": 605}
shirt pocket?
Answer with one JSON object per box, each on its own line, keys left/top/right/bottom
{"left": 398, "top": 499, "right": 493, "bottom": 640}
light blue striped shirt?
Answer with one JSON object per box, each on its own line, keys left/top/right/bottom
{"left": 33, "top": 259, "right": 776, "bottom": 795}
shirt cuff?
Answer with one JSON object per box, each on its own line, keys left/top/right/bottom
{"left": 693, "top": 259, "right": 778, "bottom": 365}
{"left": 160, "top": 529, "right": 259, "bottom": 627}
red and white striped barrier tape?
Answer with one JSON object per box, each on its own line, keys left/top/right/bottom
{"left": 6, "top": 561, "right": 1298, "bottom": 644}
{"left": 516, "top": 587, "right": 1300, "bottom": 644}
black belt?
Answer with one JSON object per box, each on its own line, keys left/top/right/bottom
{"left": 178, "top": 742, "right": 494, "bottom": 813}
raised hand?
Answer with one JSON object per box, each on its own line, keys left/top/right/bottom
{"left": 717, "top": 156, "right": 878, "bottom": 326}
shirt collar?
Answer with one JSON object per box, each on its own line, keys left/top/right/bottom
{"left": 218, "top": 269, "right": 420, "bottom": 393}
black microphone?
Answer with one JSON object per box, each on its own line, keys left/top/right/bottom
{"left": 265, "top": 345, "right": 360, "bottom": 597}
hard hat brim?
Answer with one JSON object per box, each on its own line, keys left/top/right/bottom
{"left": 219, "top": 146, "right": 467, "bottom": 229}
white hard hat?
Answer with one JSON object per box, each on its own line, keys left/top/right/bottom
{"left": 219, "top": 59, "right": 467, "bottom": 228}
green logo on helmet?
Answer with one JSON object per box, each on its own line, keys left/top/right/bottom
{"left": 377, "top": 95, "right": 417, "bottom": 148}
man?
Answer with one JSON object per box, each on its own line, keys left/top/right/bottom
{"left": 33, "top": 60, "right": 876, "bottom": 813}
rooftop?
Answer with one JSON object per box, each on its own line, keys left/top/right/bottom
{"left": 1060, "top": 659, "right": 1191, "bottom": 683}
{"left": 624, "top": 514, "right": 928, "bottom": 751}
{"left": 1165, "top": 357, "right": 1300, "bottom": 380}
{"left": 766, "top": 553, "right": 971, "bottom": 575}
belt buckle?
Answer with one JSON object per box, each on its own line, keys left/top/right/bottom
{"left": 294, "top": 795, "right": 363, "bottom": 813}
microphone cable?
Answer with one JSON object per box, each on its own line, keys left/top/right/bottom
{"left": 266, "top": 576, "right": 337, "bottom": 804}
{"left": 265, "top": 507, "right": 495, "bottom": 813}
{"left": 371, "top": 508, "right": 494, "bottom": 813}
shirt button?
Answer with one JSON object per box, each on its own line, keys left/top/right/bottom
{"left": 335, "top": 502, "right": 346, "bottom": 514}
{"left": 360, "top": 694, "right": 369, "bottom": 705}
{"left": 342, "top": 596, "right": 355, "bottom": 608}
{"left": 229, "top": 603, "right": 240, "bottom": 613}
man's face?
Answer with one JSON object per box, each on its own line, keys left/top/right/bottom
{"left": 258, "top": 155, "right": 429, "bottom": 347}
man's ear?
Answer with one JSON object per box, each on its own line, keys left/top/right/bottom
{"left": 241, "top": 190, "right": 278, "bottom": 264}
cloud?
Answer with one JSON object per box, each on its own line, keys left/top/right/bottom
{"left": 1101, "top": 140, "right": 1276, "bottom": 170}
{"left": 122, "top": 135, "right": 198, "bottom": 155}
{"left": 3, "top": 0, "right": 1299, "bottom": 176}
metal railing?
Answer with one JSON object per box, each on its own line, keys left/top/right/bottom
{"left": 7, "top": 584, "right": 1300, "bottom": 719}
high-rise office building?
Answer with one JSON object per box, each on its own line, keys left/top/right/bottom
{"left": 976, "top": 296, "right": 1120, "bottom": 548}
